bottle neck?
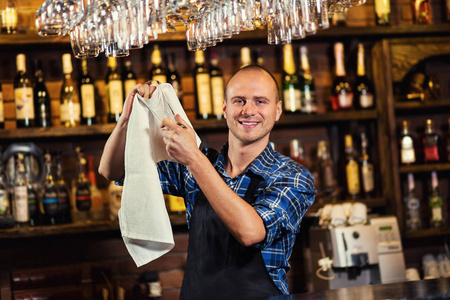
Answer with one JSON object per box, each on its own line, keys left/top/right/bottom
{"left": 335, "top": 48, "right": 346, "bottom": 77}
{"left": 357, "top": 46, "right": 366, "bottom": 76}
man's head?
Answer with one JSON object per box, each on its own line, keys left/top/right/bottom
{"left": 223, "top": 65, "right": 282, "bottom": 147}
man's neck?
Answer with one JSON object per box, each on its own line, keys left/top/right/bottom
{"left": 225, "top": 139, "right": 268, "bottom": 178}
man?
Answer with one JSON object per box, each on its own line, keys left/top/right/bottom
{"left": 99, "top": 65, "right": 316, "bottom": 298}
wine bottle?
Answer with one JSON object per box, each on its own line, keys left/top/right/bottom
{"left": 240, "top": 47, "right": 252, "bottom": 68}
{"left": 13, "top": 153, "right": 29, "bottom": 227}
{"left": 411, "top": 0, "right": 431, "bottom": 24}
{"left": 194, "top": 50, "right": 213, "bottom": 120}
{"left": 290, "top": 139, "right": 305, "bottom": 166}
{"left": 400, "top": 120, "right": 416, "bottom": 165}
{"left": 374, "top": 0, "right": 391, "bottom": 25}
{"left": 42, "top": 151, "right": 59, "bottom": 225}
{"left": 167, "top": 52, "right": 183, "bottom": 104}
{"left": 299, "top": 46, "right": 317, "bottom": 114}
{"left": 355, "top": 43, "right": 375, "bottom": 109}
{"left": 0, "top": 83, "right": 4, "bottom": 129}
{"left": 0, "top": 154, "right": 10, "bottom": 217}
{"left": 423, "top": 119, "right": 440, "bottom": 163}
{"left": 1, "top": 0, "right": 18, "bottom": 34}
{"left": 345, "top": 134, "right": 360, "bottom": 199}
{"left": 360, "top": 132, "right": 375, "bottom": 198}
{"left": 34, "top": 59, "right": 52, "bottom": 128}
{"left": 60, "top": 53, "right": 81, "bottom": 127}
{"left": 105, "top": 57, "right": 124, "bottom": 123}
{"left": 150, "top": 45, "right": 167, "bottom": 83}
{"left": 123, "top": 57, "right": 137, "bottom": 97}
{"left": 404, "top": 173, "right": 421, "bottom": 231}
{"left": 79, "top": 58, "right": 97, "bottom": 126}
{"left": 210, "top": 48, "right": 225, "bottom": 120}
{"left": 282, "top": 44, "right": 301, "bottom": 113}
{"left": 331, "top": 43, "right": 354, "bottom": 111}
{"left": 55, "top": 151, "right": 71, "bottom": 224}
{"left": 14, "top": 54, "right": 35, "bottom": 128}
{"left": 24, "top": 154, "right": 39, "bottom": 227}
{"left": 429, "top": 171, "right": 444, "bottom": 228}
{"left": 75, "top": 149, "right": 91, "bottom": 212}
{"left": 317, "top": 140, "right": 336, "bottom": 198}
{"left": 87, "top": 155, "right": 104, "bottom": 221}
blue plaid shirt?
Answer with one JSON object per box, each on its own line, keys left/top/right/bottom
{"left": 157, "top": 142, "right": 316, "bottom": 294}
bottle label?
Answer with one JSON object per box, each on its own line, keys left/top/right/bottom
{"left": 60, "top": 102, "right": 81, "bottom": 122}
{"left": 153, "top": 75, "right": 167, "bottom": 84}
{"left": 359, "top": 93, "right": 374, "bottom": 108}
{"left": 406, "top": 197, "right": 420, "bottom": 210}
{"left": 322, "top": 165, "right": 335, "bottom": 190}
{"left": 196, "top": 73, "right": 212, "bottom": 116}
{"left": 424, "top": 146, "right": 439, "bottom": 162}
{"left": 338, "top": 93, "right": 354, "bottom": 109}
{"left": 14, "top": 87, "right": 35, "bottom": 120}
{"left": 375, "top": 0, "right": 391, "bottom": 14}
{"left": 211, "top": 77, "right": 225, "bottom": 118}
{"left": 124, "top": 79, "right": 137, "bottom": 96}
{"left": 431, "top": 207, "right": 443, "bottom": 222}
{"left": 283, "top": 86, "right": 301, "bottom": 112}
{"left": 0, "top": 91, "right": 4, "bottom": 122}
{"left": 346, "top": 160, "right": 360, "bottom": 195}
{"left": 81, "top": 84, "right": 96, "bottom": 118}
{"left": 361, "top": 163, "right": 375, "bottom": 193}
{"left": 301, "top": 89, "right": 317, "bottom": 113}
{"left": 0, "top": 190, "right": 9, "bottom": 214}
{"left": 167, "top": 195, "right": 186, "bottom": 213}
{"left": 13, "top": 185, "right": 29, "bottom": 222}
{"left": 401, "top": 136, "right": 416, "bottom": 164}
{"left": 57, "top": 187, "right": 70, "bottom": 213}
{"left": 108, "top": 80, "right": 124, "bottom": 115}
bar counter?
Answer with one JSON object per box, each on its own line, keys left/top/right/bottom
{"left": 269, "top": 278, "right": 450, "bottom": 299}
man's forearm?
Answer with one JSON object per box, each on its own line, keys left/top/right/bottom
{"left": 98, "top": 120, "right": 128, "bottom": 181}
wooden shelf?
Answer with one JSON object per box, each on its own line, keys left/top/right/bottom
{"left": 394, "top": 100, "right": 450, "bottom": 113}
{"left": 403, "top": 227, "right": 450, "bottom": 239}
{"left": 399, "top": 162, "right": 450, "bottom": 173}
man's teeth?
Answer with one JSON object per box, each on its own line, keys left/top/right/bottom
{"left": 241, "top": 121, "right": 257, "bottom": 125}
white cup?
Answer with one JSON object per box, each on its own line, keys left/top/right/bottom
{"left": 330, "top": 204, "right": 346, "bottom": 227}
{"left": 349, "top": 202, "right": 367, "bottom": 225}
{"left": 405, "top": 268, "right": 421, "bottom": 281}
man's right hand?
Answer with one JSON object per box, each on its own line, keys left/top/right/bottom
{"left": 120, "top": 83, "right": 157, "bottom": 123}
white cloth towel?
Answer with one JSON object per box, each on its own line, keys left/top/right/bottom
{"left": 119, "top": 83, "right": 201, "bottom": 267}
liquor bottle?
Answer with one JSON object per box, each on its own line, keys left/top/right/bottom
{"left": 344, "top": 134, "right": 360, "bottom": 199}
{"left": 0, "top": 83, "right": 4, "bottom": 129}
{"left": 105, "top": 57, "right": 124, "bottom": 123}
{"left": 24, "top": 154, "right": 39, "bottom": 226}
{"left": 167, "top": 52, "right": 183, "bottom": 104}
{"left": 34, "top": 59, "right": 52, "bottom": 128}
{"left": 299, "top": 46, "right": 317, "bottom": 114}
{"left": 360, "top": 132, "right": 375, "bottom": 198}
{"left": 423, "top": 119, "right": 440, "bottom": 163}
{"left": 14, "top": 54, "right": 35, "bottom": 128}
{"left": 355, "top": 44, "right": 375, "bottom": 109}
{"left": 290, "top": 139, "right": 305, "bottom": 166}
{"left": 13, "top": 153, "right": 29, "bottom": 227}
{"left": 400, "top": 120, "right": 416, "bottom": 165}
{"left": 429, "top": 171, "right": 444, "bottom": 228}
{"left": 317, "top": 140, "right": 337, "bottom": 197}
{"left": 240, "top": 47, "right": 252, "bottom": 68}
{"left": 87, "top": 155, "right": 104, "bottom": 221}
{"left": 0, "top": 154, "right": 10, "bottom": 217}
{"left": 75, "top": 149, "right": 92, "bottom": 212}
{"left": 55, "top": 151, "right": 71, "bottom": 223}
{"left": 374, "top": 0, "right": 391, "bottom": 25}
{"left": 150, "top": 45, "right": 167, "bottom": 83}
{"left": 79, "top": 58, "right": 97, "bottom": 126}
{"left": 60, "top": 53, "right": 81, "bottom": 127}
{"left": 331, "top": 43, "right": 354, "bottom": 111}
{"left": 123, "top": 57, "right": 137, "bottom": 96}
{"left": 282, "top": 44, "right": 301, "bottom": 113}
{"left": 404, "top": 173, "right": 421, "bottom": 231}
{"left": 1, "top": 0, "right": 18, "bottom": 34}
{"left": 411, "top": 0, "right": 431, "bottom": 24}
{"left": 194, "top": 50, "right": 213, "bottom": 120}
{"left": 210, "top": 48, "right": 225, "bottom": 120}
{"left": 42, "top": 151, "right": 59, "bottom": 225}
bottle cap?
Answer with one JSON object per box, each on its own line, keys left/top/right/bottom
{"left": 195, "top": 50, "right": 205, "bottom": 64}
{"left": 16, "top": 53, "right": 26, "bottom": 72}
{"left": 62, "top": 53, "right": 73, "bottom": 74}
{"left": 240, "top": 47, "right": 251, "bottom": 67}
{"left": 151, "top": 45, "right": 162, "bottom": 65}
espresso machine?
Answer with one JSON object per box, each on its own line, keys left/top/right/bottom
{"left": 307, "top": 213, "right": 407, "bottom": 292}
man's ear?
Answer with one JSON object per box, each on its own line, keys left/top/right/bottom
{"left": 223, "top": 98, "right": 227, "bottom": 119}
{"left": 275, "top": 101, "right": 282, "bottom": 122}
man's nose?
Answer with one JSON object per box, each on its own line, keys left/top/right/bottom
{"left": 242, "top": 102, "right": 256, "bottom": 116}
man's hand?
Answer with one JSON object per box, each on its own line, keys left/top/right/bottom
{"left": 120, "top": 83, "right": 156, "bottom": 123}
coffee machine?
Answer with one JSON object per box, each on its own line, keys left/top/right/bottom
{"left": 307, "top": 215, "right": 407, "bottom": 292}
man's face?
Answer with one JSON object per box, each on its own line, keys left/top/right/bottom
{"left": 223, "top": 69, "right": 282, "bottom": 147}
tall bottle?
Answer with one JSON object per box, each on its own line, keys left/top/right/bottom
{"left": 194, "top": 50, "right": 213, "bottom": 120}
{"left": 360, "top": 132, "right": 375, "bottom": 198}
{"left": 60, "top": 53, "right": 81, "bottom": 127}
{"left": 42, "top": 151, "right": 59, "bottom": 225}
{"left": 400, "top": 120, "right": 416, "bottom": 165}
{"left": 299, "top": 46, "right": 317, "bottom": 114}
{"left": 14, "top": 54, "right": 35, "bottom": 128}
{"left": 423, "top": 119, "right": 440, "bottom": 163}
{"left": 167, "top": 52, "right": 183, "bottom": 104}
{"left": 1, "top": 0, "right": 18, "bottom": 34}
{"left": 404, "top": 173, "right": 421, "bottom": 231}
{"left": 331, "top": 43, "right": 354, "bottom": 111}
{"left": 123, "top": 57, "right": 137, "bottom": 96}
{"left": 0, "top": 154, "right": 10, "bottom": 218}
{"left": 87, "top": 155, "right": 104, "bottom": 221}
{"left": 290, "top": 139, "right": 305, "bottom": 166}
{"left": 240, "top": 47, "right": 252, "bottom": 68}
{"left": 210, "top": 48, "right": 225, "bottom": 120}
{"left": 344, "top": 134, "right": 360, "bottom": 199}
{"left": 411, "top": 0, "right": 431, "bottom": 24}
{"left": 75, "top": 149, "right": 92, "bottom": 213}
{"left": 24, "top": 154, "right": 39, "bottom": 227}
{"left": 355, "top": 44, "right": 375, "bottom": 109}
{"left": 105, "top": 57, "right": 124, "bottom": 123}
{"left": 429, "top": 171, "right": 444, "bottom": 228}
{"left": 374, "top": 0, "right": 391, "bottom": 25}
{"left": 0, "top": 83, "right": 4, "bottom": 129}
{"left": 282, "top": 44, "right": 301, "bottom": 113}
{"left": 13, "top": 153, "right": 29, "bottom": 227}
{"left": 34, "top": 59, "right": 52, "bottom": 128}
{"left": 317, "top": 140, "right": 337, "bottom": 198}
{"left": 55, "top": 151, "right": 71, "bottom": 224}
{"left": 79, "top": 58, "right": 97, "bottom": 126}
{"left": 150, "top": 45, "right": 167, "bottom": 83}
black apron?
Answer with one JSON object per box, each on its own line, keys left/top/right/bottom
{"left": 180, "top": 167, "right": 283, "bottom": 299}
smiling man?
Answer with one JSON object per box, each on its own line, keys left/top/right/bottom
{"left": 99, "top": 65, "right": 316, "bottom": 299}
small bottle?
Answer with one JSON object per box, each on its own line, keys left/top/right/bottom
{"left": 42, "top": 151, "right": 59, "bottom": 225}
{"left": 194, "top": 50, "right": 213, "bottom": 120}
{"left": 60, "top": 53, "right": 81, "bottom": 127}
{"left": 411, "top": 0, "right": 432, "bottom": 24}
{"left": 374, "top": 0, "right": 391, "bottom": 25}
{"left": 299, "top": 46, "right": 317, "bottom": 114}
{"left": 345, "top": 134, "right": 360, "bottom": 199}
{"left": 34, "top": 59, "right": 52, "bottom": 128}
{"left": 290, "top": 139, "right": 305, "bottom": 166}
{"left": 1, "top": 0, "right": 18, "bottom": 34}
{"left": 282, "top": 44, "right": 301, "bottom": 113}
{"left": 79, "top": 58, "right": 97, "bottom": 126}
{"left": 355, "top": 44, "right": 375, "bottom": 109}
{"left": 404, "top": 173, "right": 421, "bottom": 231}
{"left": 105, "top": 57, "right": 124, "bottom": 123}
{"left": 13, "top": 153, "right": 29, "bottom": 227}
{"left": 14, "top": 54, "right": 35, "bottom": 128}
{"left": 150, "top": 45, "right": 167, "bottom": 83}
{"left": 75, "top": 149, "right": 92, "bottom": 213}
{"left": 167, "top": 52, "right": 183, "bottom": 104}
{"left": 87, "top": 155, "right": 104, "bottom": 221}
{"left": 55, "top": 151, "right": 71, "bottom": 224}
{"left": 210, "top": 48, "right": 225, "bottom": 120}
{"left": 429, "top": 171, "right": 444, "bottom": 228}
{"left": 240, "top": 47, "right": 252, "bottom": 69}
{"left": 423, "top": 119, "right": 440, "bottom": 163}
{"left": 400, "top": 120, "right": 416, "bottom": 165}
{"left": 0, "top": 83, "right": 4, "bottom": 129}
{"left": 123, "top": 57, "right": 137, "bottom": 97}
{"left": 24, "top": 154, "right": 39, "bottom": 227}
{"left": 360, "top": 132, "right": 375, "bottom": 198}
{"left": 318, "top": 140, "right": 337, "bottom": 198}
{"left": 331, "top": 43, "right": 354, "bottom": 111}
